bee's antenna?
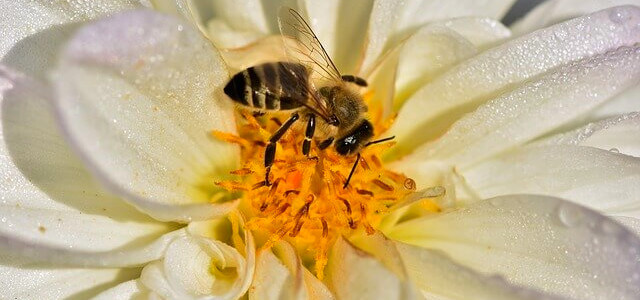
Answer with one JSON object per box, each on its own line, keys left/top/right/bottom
{"left": 365, "top": 136, "right": 395, "bottom": 147}
{"left": 343, "top": 153, "right": 361, "bottom": 189}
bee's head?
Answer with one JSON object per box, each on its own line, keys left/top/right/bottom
{"left": 335, "top": 120, "right": 374, "bottom": 156}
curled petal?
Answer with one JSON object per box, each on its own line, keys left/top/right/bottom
{"left": 388, "top": 195, "right": 640, "bottom": 300}
{"left": 141, "top": 214, "right": 255, "bottom": 299}
{"left": 53, "top": 10, "right": 240, "bottom": 222}
{"left": 387, "top": 6, "right": 640, "bottom": 159}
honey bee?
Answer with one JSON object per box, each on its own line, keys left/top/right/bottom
{"left": 223, "top": 7, "right": 392, "bottom": 187}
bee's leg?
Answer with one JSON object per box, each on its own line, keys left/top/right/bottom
{"left": 341, "top": 75, "right": 368, "bottom": 87}
{"left": 318, "top": 137, "right": 334, "bottom": 150}
{"left": 302, "top": 114, "right": 315, "bottom": 156}
{"left": 265, "top": 112, "right": 300, "bottom": 185}
{"left": 343, "top": 152, "right": 361, "bottom": 189}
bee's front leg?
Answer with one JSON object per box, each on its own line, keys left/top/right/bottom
{"left": 302, "top": 114, "right": 315, "bottom": 156}
{"left": 265, "top": 112, "right": 299, "bottom": 185}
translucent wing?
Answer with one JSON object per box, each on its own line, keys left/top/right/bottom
{"left": 277, "top": 7, "right": 341, "bottom": 125}
{"left": 276, "top": 62, "right": 336, "bottom": 124}
{"left": 277, "top": 6, "right": 343, "bottom": 84}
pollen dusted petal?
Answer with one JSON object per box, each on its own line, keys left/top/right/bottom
{"left": 0, "top": 70, "right": 181, "bottom": 267}
{"left": 387, "top": 6, "right": 640, "bottom": 159}
{"left": 462, "top": 145, "right": 640, "bottom": 218}
{"left": 387, "top": 195, "right": 640, "bottom": 300}
{"left": 53, "top": 10, "right": 240, "bottom": 222}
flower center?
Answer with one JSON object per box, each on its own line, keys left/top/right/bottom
{"left": 213, "top": 97, "right": 419, "bottom": 279}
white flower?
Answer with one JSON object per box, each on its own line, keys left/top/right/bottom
{"left": 1, "top": 1, "right": 640, "bottom": 300}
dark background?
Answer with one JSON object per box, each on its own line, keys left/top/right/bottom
{"left": 502, "top": 0, "right": 547, "bottom": 25}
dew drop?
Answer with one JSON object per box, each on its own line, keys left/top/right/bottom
{"left": 600, "top": 219, "right": 622, "bottom": 235}
{"left": 609, "top": 147, "right": 620, "bottom": 153}
{"left": 557, "top": 203, "right": 584, "bottom": 227}
{"left": 489, "top": 197, "right": 504, "bottom": 206}
{"left": 609, "top": 7, "right": 630, "bottom": 24}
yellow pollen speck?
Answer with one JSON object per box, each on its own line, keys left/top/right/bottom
{"left": 214, "top": 101, "right": 421, "bottom": 279}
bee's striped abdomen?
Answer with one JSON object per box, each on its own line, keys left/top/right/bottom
{"left": 224, "top": 62, "right": 309, "bottom": 111}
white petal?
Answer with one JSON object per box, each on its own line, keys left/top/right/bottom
{"left": 94, "top": 279, "right": 150, "bottom": 300}
{"left": 541, "top": 112, "right": 640, "bottom": 157}
{"left": 0, "top": 69, "right": 181, "bottom": 267}
{"left": 388, "top": 195, "right": 640, "bottom": 300}
{"left": 393, "top": 25, "right": 477, "bottom": 109}
{"left": 53, "top": 10, "right": 240, "bottom": 222}
{"left": 511, "top": 0, "right": 640, "bottom": 35}
{"left": 615, "top": 216, "right": 640, "bottom": 236}
{"left": 250, "top": 250, "right": 296, "bottom": 300}
{"left": 300, "top": 0, "right": 373, "bottom": 74}
{"left": 387, "top": 6, "right": 640, "bottom": 159}
{"left": 462, "top": 145, "right": 640, "bottom": 218}
{"left": 432, "top": 17, "right": 511, "bottom": 50}
{"left": 587, "top": 84, "right": 640, "bottom": 120}
{"left": 0, "top": 255, "right": 140, "bottom": 299}
{"left": 325, "top": 237, "right": 420, "bottom": 300}
{"left": 360, "top": 0, "right": 516, "bottom": 74}
{"left": 0, "top": 0, "right": 146, "bottom": 60}
{"left": 396, "top": 43, "right": 640, "bottom": 169}
{"left": 141, "top": 214, "right": 255, "bottom": 299}
{"left": 250, "top": 241, "right": 334, "bottom": 300}
{"left": 395, "top": 241, "right": 564, "bottom": 300}
{"left": 200, "top": 0, "right": 274, "bottom": 49}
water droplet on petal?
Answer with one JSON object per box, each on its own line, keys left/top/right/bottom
{"left": 609, "top": 147, "right": 620, "bottom": 153}
{"left": 556, "top": 203, "right": 584, "bottom": 227}
{"left": 609, "top": 7, "right": 630, "bottom": 24}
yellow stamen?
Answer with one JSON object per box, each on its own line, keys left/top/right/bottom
{"left": 213, "top": 98, "right": 427, "bottom": 280}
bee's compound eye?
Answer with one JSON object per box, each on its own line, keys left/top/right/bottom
{"left": 335, "top": 135, "right": 358, "bottom": 155}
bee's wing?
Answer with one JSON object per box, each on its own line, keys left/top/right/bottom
{"left": 277, "top": 63, "right": 336, "bottom": 123}
{"left": 277, "top": 6, "right": 343, "bottom": 85}
{"left": 277, "top": 7, "right": 343, "bottom": 124}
